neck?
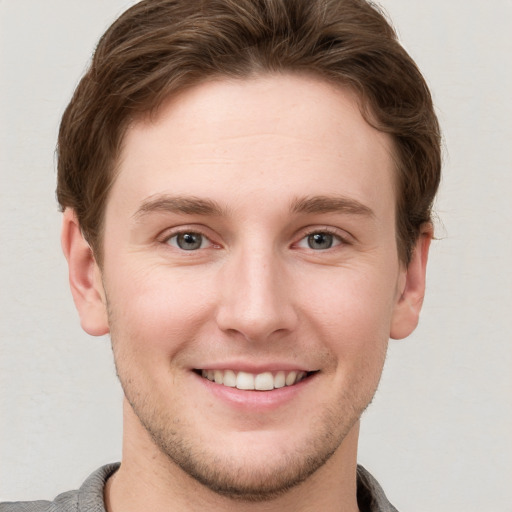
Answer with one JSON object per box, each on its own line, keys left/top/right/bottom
{"left": 105, "top": 399, "right": 361, "bottom": 512}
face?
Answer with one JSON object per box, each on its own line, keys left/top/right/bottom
{"left": 68, "top": 74, "right": 427, "bottom": 500}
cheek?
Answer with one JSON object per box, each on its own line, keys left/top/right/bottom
{"left": 105, "top": 264, "right": 216, "bottom": 354}
{"left": 299, "top": 268, "right": 398, "bottom": 353}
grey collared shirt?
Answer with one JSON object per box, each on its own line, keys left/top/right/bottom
{"left": 0, "top": 463, "right": 398, "bottom": 512}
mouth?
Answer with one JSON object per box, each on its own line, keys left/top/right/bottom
{"left": 194, "top": 369, "right": 315, "bottom": 391}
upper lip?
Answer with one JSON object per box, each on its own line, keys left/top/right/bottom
{"left": 192, "top": 362, "right": 316, "bottom": 373}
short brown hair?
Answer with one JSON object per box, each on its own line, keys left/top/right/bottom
{"left": 57, "top": 0, "right": 441, "bottom": 264}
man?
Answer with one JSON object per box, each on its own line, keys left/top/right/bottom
{"left": 1, "top": 0, "right": 441, "bottom": 510}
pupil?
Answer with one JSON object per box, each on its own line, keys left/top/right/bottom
{"left": 178, "top": 232, "right": 202, "bottom": 250}
{"left": 308, "top": 233, "right": 333, "bottom": 250}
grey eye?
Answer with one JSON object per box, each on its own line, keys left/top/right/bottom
{"left": 307, "top": 232, "right": 334, "bottom": 250}
{"left": 170, "top": 232, "right": 205, "bottom": 250}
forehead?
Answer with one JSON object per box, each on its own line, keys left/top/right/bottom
{"left": 111, "top": 74, "right": 395, "bottom": 220}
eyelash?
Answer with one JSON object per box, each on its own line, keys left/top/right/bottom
{"left": 162, "top": 229, "right": 216, "bottom": 251}
{"left": 296, "top": 227, "right": 350, "bottom": 249}
{"left": 161, "top": 226, "right": 350, "bottom": 253}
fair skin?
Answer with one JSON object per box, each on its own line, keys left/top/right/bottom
{"left": 62, "top": 74, "right": 431, "bottom": 512}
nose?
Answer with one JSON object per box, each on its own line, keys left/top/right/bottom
{"left": 215, "top": 246, "right": 298, "bottom": 342}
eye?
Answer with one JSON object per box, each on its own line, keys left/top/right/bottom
{"left": 297, "top": 231, "right": 342, "bottom": 250}
{"left": 166, "top": 232, "right": 210, "bottom": 251}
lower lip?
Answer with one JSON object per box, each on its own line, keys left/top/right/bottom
{"left": 194, "top": 372, "right": 315, "bottom": 412}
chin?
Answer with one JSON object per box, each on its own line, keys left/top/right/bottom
{"left": 127, "top": 392, "right": 359, "bottom": 502}
{"left": 155, "top": 428, "right": 341, "bottom": 501}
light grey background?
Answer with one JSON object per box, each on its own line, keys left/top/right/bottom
{"left": 1, "top": 1, "right": 511, "bottom": 510}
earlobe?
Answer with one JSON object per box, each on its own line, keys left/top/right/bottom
{"left": 390, "top": 224, "right": 433, "bottom": 340}
{"left": 61, "top": 209, "right": 109, "bottom": 336}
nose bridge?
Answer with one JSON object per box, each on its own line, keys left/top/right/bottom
{"left": 216, "top": 242, "right": 296, "bottom": 341}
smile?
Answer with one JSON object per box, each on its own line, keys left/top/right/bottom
{"left": 198, "top": 369, "right": 310, "bottom": 391}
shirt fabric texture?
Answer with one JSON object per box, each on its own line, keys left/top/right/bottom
{"left": 0, "top": 463, "right": 398, "bottom": 512}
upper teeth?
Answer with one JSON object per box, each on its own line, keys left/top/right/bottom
{"left": 201, "top": 369, "right": 307, "bottom": 390}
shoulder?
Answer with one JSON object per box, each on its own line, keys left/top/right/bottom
{"left": 357, "top": 464, "right": 399, "bottom": 512}
{"left": 0, "top": 502, "right": 51, "bottom": 512}
{"left": 0, "top": 489, "right": 77, "bottom": 512}
{"left": 0, "top": 463, "right": 120, "bottom": 512}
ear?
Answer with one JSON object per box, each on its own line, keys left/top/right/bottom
{"left": 61, "top": 209, "right": 109, "bottom": 336}
{"left": 390, "top": 224, "right": 433, "bottom": 340}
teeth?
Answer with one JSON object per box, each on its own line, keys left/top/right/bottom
{"left": 274, "top": 371, "right": 286, "bottom": 388}
{"left": 285, "top": 371, "right": 297, "bottom": 386}
{"left": 254, "top": 372, "right": 274, "bottom": 391}
{"left": 200, "top": 369, "right": 308, "bottom": 390}
{"left": 223, "top": 370, "right": 236, "bottom": 387}
{"left": 236, "top": 371, "right": 254, "bottom": 390}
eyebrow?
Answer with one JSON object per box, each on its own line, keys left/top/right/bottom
{"left": 133, "top": 195, "right": 227, "bottom": 220}
{"left": 290, "top": 195, "right": 375, "bottom": 218}
{"left": 133, "top": 193, "right": 374, "bottom": 220}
